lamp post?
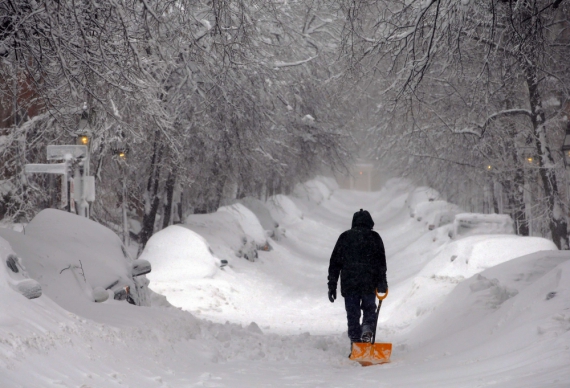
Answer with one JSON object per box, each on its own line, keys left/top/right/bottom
{"left": 75, "top": 105, "right": 91, "bottom": 161}
{"left": 562, "top": 127, "right": 570, "bottom": 168}
{"left": 113, "top": 140, "right": 130, "bottom": 245}
{"left": 73, "top": 105, "right": 92, "bottom": 218}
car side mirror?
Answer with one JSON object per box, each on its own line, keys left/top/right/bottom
{"left": 16, "top": 279, "right": 42, "bottom": 299}
{"left": 93, "top": 287, "right": 109, "bottom": 303}
{"left": 131, "top": 259, "right": 151, "bottom": 277}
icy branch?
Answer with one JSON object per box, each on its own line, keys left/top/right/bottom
{"left": 454, "top": 109, "right": 533, "bottom": 137}
{"left": 272, "top": 55, "right": 319, "bottom": 68}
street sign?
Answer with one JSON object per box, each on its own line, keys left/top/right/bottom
{"left": 27, "top": 142, "right": 94, "bottom": 218}
{"left": 24, "top": 163, "right": 69, "bottom": 209}
{"left": 47, "top": 145, "right": 87, "bottom": 160}
{"left": 24, "top": 163, "right": 67, "bottom": 175}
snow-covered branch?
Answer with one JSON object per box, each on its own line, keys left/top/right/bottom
{"left": 272, "top": 54, "right": 319, "bottom": 68}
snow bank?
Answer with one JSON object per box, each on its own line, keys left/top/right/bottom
{"left": 383, "top": 228, "right": 558, "bottom": 332}
{"left": 406, "top": 250, "right": 570, "bottom": 380}
{"left": 142, "top": 225, "right": 219, "bottom": 282}
{"left": 1, "top": 177, "right": 568, "bottom": 388}
{"left": 421, "top": 235, "right": 558, "bottom": 280}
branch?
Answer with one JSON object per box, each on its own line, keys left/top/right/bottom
{"left": 140, "top": 0, "right": 161, "bottom": 23}
{"left": 272, "top": 54, "right": 319, "bottom": 68}
{"left": 454, "top": 109, "right": 533, "bottom": 137}
{"left": 411, "top": 154, "right": 479, "bottom": 168}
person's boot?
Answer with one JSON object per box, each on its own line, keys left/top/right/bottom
{"left": 361, "top": 331, "right": 373, "bottom": 343}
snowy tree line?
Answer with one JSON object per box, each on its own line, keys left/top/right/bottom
{"left": 0, "top": 0, "right": 350, "bottom": 249}
{"left": 2, "top": 0, "right": 570, "bottom": 250}
{"left": 337, "top": 0, "right": 570, "bottom": 249}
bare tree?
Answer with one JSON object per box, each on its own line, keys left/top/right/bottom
{"left": 337, "top": 0, "right": 570, "bottom": 248}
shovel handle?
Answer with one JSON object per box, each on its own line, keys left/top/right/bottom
{"left": 376, "top": 288, "right": 388, "bottom": 300}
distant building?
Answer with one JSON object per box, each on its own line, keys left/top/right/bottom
{"left": 337, "top": 162, "right": 378, "bottom": 191}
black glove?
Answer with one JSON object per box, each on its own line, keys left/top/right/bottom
{"left": 377, "top": 273, "right": 388, "bottom": 294}
{"left": 328, "top": 288, "right": 337, "bottom": 303}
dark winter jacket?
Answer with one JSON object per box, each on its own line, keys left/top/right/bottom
{"left": 327, "top": 209, "right": 386, "bottom": 297}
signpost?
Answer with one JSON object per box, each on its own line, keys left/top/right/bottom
{"left": 47, "top": 145, "right": 87, "bottom": 160}
{"left": 25, "top": 163, "right": 69, "bottom": 209}
{"left": 24, "top": 145, "right": 95, "bottom": 217}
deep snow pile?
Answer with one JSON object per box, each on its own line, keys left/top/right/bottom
{"left": 0, "top": 176, "right": 568, "bottom": 387}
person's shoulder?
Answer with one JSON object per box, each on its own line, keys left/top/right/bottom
{"left": 370, "top": 230, "right": 383, "bottom": 240}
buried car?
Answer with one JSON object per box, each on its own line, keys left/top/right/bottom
{"left": 0, "top": 209, "right": 151, "bottom": 309}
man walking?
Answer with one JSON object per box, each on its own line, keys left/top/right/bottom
{"left": 327, "top": 209, "right": 387, "bottom": 344}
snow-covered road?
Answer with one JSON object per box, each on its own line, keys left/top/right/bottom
{"left": 1, "top": 178, "right": 569, "bottom": 387}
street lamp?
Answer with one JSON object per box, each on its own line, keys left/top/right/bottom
{"left": 75, "top": 105, "right": 91, "bottom": 147}
{"left": 113, "top": 148, "right": 128, "bottom": 161}
{"left": 77, "top": 135, "right": 89, "bottom": 146}
{"left": 111, "top": 138, "right": 130, "bottom": 245}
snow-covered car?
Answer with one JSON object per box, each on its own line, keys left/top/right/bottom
{"left": 452, "top": 213, "right": 515, "bottom": 238}
{"left": 0, "top": 209, "right": 151, "bottom": 309}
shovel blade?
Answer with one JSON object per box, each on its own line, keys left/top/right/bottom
{"left": 349, "top": 342, "right": 392, "bottom": 366}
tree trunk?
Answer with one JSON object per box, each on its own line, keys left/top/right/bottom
{"left": 491, "top": 178, "right": 496, "bottom": 214}
{"left": 503, "top": 170, "right": 529, "bottom": 236}
{"left": 513, "top": 168, "right": 529, "bottom": 236}
{"left": 525, "top": 64, "right": 568, "bottom": 249}
{"left": 138, "top": 133, "right": 163, "bottom": 255}
{"left": 503, "top": 96, "right": 529, "bottom": 235}
{"left": 177, "top": 190, "right": 184, "bottom": 223}
{"left": 162, "top": 170, "right": 176, "bottom": 229}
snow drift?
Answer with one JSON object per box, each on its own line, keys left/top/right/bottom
{"left": 0, "top": 176, "right": 568, "bottom": 388}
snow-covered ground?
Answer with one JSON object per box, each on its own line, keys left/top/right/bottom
{"left": 1, "top": 177, "right": 569, "bottom": 387}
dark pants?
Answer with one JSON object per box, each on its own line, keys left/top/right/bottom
{"left": 344, "top": 294, "right": 377, "bottom": 342}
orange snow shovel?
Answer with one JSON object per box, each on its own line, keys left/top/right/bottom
{"left": 349, "top": 289, "right": 392, "bottom": 366}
